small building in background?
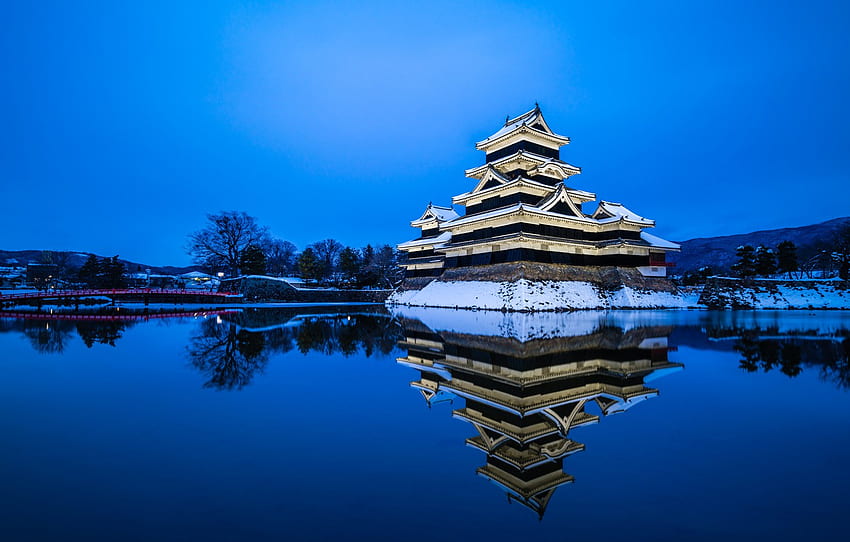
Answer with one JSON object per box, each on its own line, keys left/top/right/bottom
{"left": 26, "top": 264, "right": 58, "bottom": 289}
{"left": 0, "top": 266, "right": 26, "bottom": 289}
{"left": 180, "top": 271, "right": 219, "bottom": 290}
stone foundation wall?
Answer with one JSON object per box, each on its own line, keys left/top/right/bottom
{"left": 406, "top": 263, "right": 678, "bottom": 293}
{"left": 390, "top": 263, "right": 685, "bottom": 311}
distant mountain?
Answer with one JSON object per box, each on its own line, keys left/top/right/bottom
{"left": 668, "top": 217, "right": 850, "bottom": 273}
{"left": 0, "top": 249, "right": 197, "bottom": 276}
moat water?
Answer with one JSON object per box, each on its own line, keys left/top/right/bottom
{"left": 1, "top": 306, "right": 848, "bottom": 541}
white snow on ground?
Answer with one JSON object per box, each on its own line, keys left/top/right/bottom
{"left": 387, "top": 279, "right": 688, "bottom": 311}
{"left": 238, "top": 275, "right": 300, "bottom": 284}
{"left": 705, "top": 280, "right": 850, "bottom": 310}
{"left": 761, "top": 283, "right": 850, "bottom": 309}
{"left": 677, "top": 286, "right": 704, "bottom": 308}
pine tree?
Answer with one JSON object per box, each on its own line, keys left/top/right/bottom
{"left": 755, "top": 246, "right": 777, "bottom": 277}
{"left": 78, "top": 255, "right": 101, "bottom": 288}
{"left": 102, "top": 256, "right": 127, "bottom": 288}
{"left": 239, "top": 244, "right": 267, "bottom": 275}
{"left": 776, "top": 241, "right": 799, "bottom": 279}
{"left": 731, "top": 245, "right": 757, "bottom": 278}
{"left": 297, "top": 248, "right": 323, "bottom": 282}
{"left": 338, "top": 247, "right": 362, "bottom": 284}
{"left": 355, "top": 245, "right": 377, "bottom": 287}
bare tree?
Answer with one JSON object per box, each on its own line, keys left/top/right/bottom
{"left": 265, "top": 238, "right": 298, "bottom": 276}
{"left": 310, "top": 239, "right": 343, "bottom": 277}
{"left": 187, "top": 211, "right": 269, "bottom": 276}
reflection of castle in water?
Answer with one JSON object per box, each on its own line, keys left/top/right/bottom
{"left": 396, "top": 311, "right": 681, "bottom": 518}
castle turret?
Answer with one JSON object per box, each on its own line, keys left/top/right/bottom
{"left": 397, "top": 106, "right": 679, "bottom": 281}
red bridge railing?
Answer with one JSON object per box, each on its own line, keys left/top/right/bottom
{"left": 0, "top": 288, "right": 242, "bottom": 301}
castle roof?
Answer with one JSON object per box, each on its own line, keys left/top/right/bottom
{"left": 410, "top": 203, "right": 460, "bottom": 227}
{"left": 640, "top": 231, "right": 680, "bottom": 250}
{"left": 476, "top": 105, "right": 571, "bottom": 150}
{"left": 397, "top": 231, "right": 452, "bottom": 249}
{"left": 592, "top": 201, "right": 654, "bottom": 226}
{"left": 465, "top": 150, "right": 581, "bottom": 180}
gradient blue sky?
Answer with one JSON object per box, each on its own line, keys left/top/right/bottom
{"left": 2, "top": 0, "right": 848, "bottom": 266}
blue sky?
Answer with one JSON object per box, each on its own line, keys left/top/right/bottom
{"left": 2, "top": 0, "right": 848, "bottom": 266}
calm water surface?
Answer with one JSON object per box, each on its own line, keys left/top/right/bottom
{"left": 1, "top": 306, "right": 849, "bottom": 541}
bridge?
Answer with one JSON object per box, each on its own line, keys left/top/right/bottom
{"left": 0, "top": 288, "right": 243, "bottom": 305}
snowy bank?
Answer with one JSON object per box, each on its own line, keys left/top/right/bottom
{"left": 699, "top": 277, "right": 850, "bottom": 309}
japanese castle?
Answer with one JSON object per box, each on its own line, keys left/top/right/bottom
{"left": 398, "top": 105, "right": 678, "bottom": 280}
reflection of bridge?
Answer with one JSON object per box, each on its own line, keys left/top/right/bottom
{"left": 0, "top": 289, "right": 243, "bottom": 304}
{"left": 0, "top": 309, "right": 241, "bottom": 322}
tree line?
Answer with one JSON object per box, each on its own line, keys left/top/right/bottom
{"left": 77, "top": 255, "right": 127, "bottom": 288}
{"left": 731, "top": 224, "right": 850, "bottom": 280}
{"left": 187, "top": 210, "right": 404, "bottom": 288}
{"left": 730, "top": 241, "right": 799, "bottom": 279}
{"left": 679, "top": 224, "right": 850, "bottom": 284}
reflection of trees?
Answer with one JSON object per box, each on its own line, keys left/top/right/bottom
{"left": 22, "top": 320, "right": 76, "bottom": 354}
{"left": 734, "top": 334, "right": 849, "bottom": 389}
{"left": 0, "top": 316, "right": 132, "bottom": 353}
{"left": 75, "top": 321, "right": 131, "bottom": 347}
{"left": 187, "top": 319, "right": 270, "bottom": 391}
{"left": 819, "top": 337, "right": 850, "bottom": 390}
{"left": 186, "top": 312, "right": 402, "bottom": 390}
{"left": 294, "top": 315, "right": 401, "bottom": 357}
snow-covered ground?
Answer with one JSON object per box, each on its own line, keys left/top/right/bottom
{"left": 387, "top": 279, "right": 689, "bottom": 311}
{"left": 701, "top": 278, "right": 850, "bottom": 309}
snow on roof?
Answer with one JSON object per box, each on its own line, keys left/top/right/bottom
{"left": 398, "top": 231, "right": 452, "bottom": 249}
{"left": 180, "top": 271, "right": 214, "bottom": 279}
{"left": 476, "top": 105, "right": 570, "bottom": 149}
{"left": 594, "top": 201, "right": 654, "bottom": 225}
{"left": 444, "top": 201, "right": 600, "bottom": 229}
{"left": 640, "top": 231, "right": 680, "bottom": 250}
{"left": 411, "top": 203, "right": 459, "bottom": 226}
{"left": 465, "top": 150, "right": 581, "bottom": 178}
{"left": 430, "top": 205, "right": 459, "bottom": 222}
{"left": 453, "top": 174, "right": 557, "bottom": 203}
{"left": 480, "top": 106, "right": 544, "bottom": 141}
{"left": 443, "top": 203, "right": 524, "bottom": 228}
{"left": 564, "top": 187, "right": 596, "bottom": 201}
